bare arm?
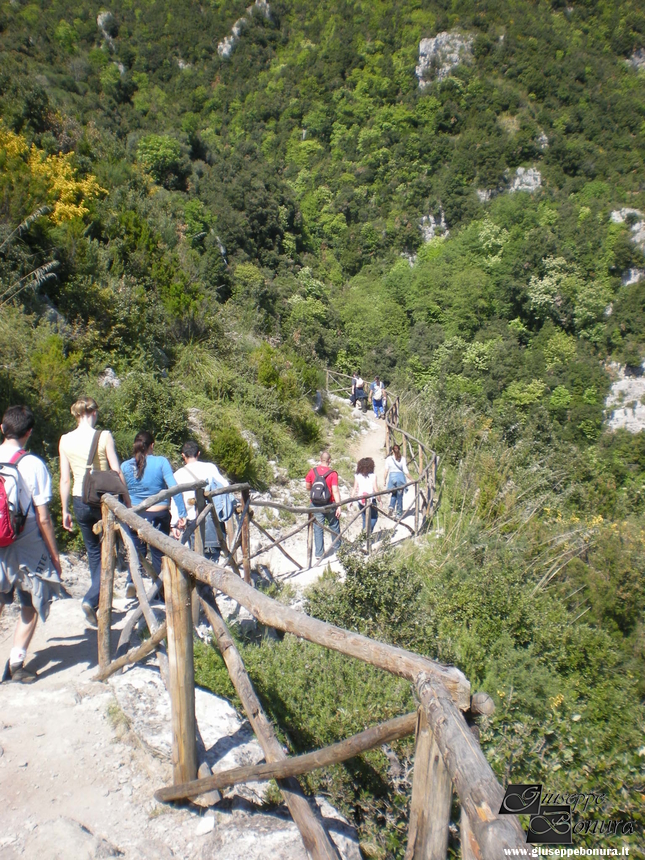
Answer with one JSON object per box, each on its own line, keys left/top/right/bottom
{"left": 35, "top": 504, "right": 62, "bottom": 576}
{"left": 105, "top": 432, "right": 120, "bottom": 471}
{"left": 59, "top": 444, "right": 73, "bottom": 532}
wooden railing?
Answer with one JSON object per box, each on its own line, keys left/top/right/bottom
{"left": 93, "top": 491, "right": 525, "bottom": 859}
{"left": 326, "top": 369, "right": 438, "bottom": 536}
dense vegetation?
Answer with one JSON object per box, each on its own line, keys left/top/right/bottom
{"left": 1, "top": 0, "right": 644, "bottom": 855}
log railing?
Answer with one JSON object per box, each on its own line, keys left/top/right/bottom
{"left": 326, "top": 369, "right": 438, "bottom": 535}
{"left": 94, "top": 491, "right": 525, "bottom": 859}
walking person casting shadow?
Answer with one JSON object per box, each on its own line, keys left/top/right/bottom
{"left": 59, "top": 397, "right": 126, "bottom": 628}
{"left": 384, "top": 443, "right": 411, "bottom": 519}
{"left": 1, "top": 405, "right": 65, "bottom": 683}
{"left": 305, "top": 451, "right": 341, "bottom": 563}
{"left": 353, "top": 457, "right": 379, "bottom": 535}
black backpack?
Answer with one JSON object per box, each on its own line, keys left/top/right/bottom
{"left": 310, "top": 467, "right": 333, "bottom": 506}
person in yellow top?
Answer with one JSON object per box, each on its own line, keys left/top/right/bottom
{"left": 59, "top": 397, "right": 120, "bottom": 626}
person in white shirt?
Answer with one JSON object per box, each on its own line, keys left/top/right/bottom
{"left": 352, "top": 457, "right": 379, "bottom": 533}
{"left": 171, "top": 441, "right": 229, "bottom": 562}
{"left": 384, "top": 444, "right": 411, "bottom": 518}
{"left": 0, "top": 405, "right": 63, "bottom": 683}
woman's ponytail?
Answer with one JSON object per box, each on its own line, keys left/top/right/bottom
{"left": 132, "top": 431, "right": 154, "bottom": 480}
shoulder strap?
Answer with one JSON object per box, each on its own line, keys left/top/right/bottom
{"left": 85, "top": 429, "right": 101, "bottom": 472}
{"left": 9, "top": 449, "right": 26, "bottom": 465}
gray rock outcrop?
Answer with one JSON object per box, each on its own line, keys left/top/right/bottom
{"left": 218, "top": 0, "right": 271, "bottom": 59}
{"left": 509, "top": 167, "right": 542, "bottom": 193}
{"left": 627, "top": 48, "right": 645, "bottom": 73}
{"left": 610, "top": 208, "right": 645, "bottom": 255}
{"left": 419, "top": 210, "right": 448, "bottom": 241}
{"left": 416, "top": 32, "right": 473, "bottom": 87}
{"left": 605, "top": 362, "right": 645, "bottom": 433}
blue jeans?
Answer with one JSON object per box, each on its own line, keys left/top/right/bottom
{"left": 312, "top": 508, "right": 340, "bottom": 558}
{"left": 128, "top": 510, "right": 171, "bottom": 577}
{"left": 387, "top": 472, "right": 407, "bottom": 517}
{"left": 373, "top": 398, "right": 384, "bottom": 418}
{"left": 359, "top": 500, "right": 378, "bottom": 532}
{"left": 73, "top": 497, "right": 102, "bottom": 609}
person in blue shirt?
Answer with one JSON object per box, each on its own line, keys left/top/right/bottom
{"left": 121, "top": 431, "right": 186, "bottom": 594}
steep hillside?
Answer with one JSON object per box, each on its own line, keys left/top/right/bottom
{"left": 1, "top": 2, "right": 644, "bottom": 856}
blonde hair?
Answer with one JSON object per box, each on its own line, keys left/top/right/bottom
{"left": 71, "top": 397, "right": 98, "bottom": 421}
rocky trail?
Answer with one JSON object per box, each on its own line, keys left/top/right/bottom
{"left": 0, "top": 402, "right": 409, "bottom": 860}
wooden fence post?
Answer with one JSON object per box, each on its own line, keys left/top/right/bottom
{"left": 163, "top": 557, "right": 198, "bottom": 785}
{"left": 405, "top": 707, "right": 452, "bottom": 860}
{"left": 97, "top": 504, "right": 116, "bottom": 673}
{"left": 460, "top": 807, "right": 476, "bottom": 860}
{"left": 192, "top": 486, "right": 206, "bottom": 626}
{"left": 241, "top": 488, "right": 251, "bottom": 584}
{"left": 414, "top": 482, "right": 420, "bottom": 535}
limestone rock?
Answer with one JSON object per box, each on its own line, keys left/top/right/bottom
{"left": 416, "top": 31, "right": 473, "bottom": 87}
{"left": 218, "top": 0, "right": 271, "bottom": 59}
{"left": 111, "top": 666, "right": 269, "bottom": 803}
{"left": 621, "top": 268, "right": 645, "bottom": 286}
{"left": 627, "top": 48, "right": 645, "bottom": 73}
{"left": 98, "top": 367, "right": 121, "bottom": 388}
{"left": 605, "top": 361, "right": 645, "bottom": 433}
{"left": 419, "top": 210, "right": 448, "bottom": 242}
{"left": 610, "top": 208, "right": 645, "bottom": 254}
{"left": 509, "top": 167, "right": 542, "bottom": 193}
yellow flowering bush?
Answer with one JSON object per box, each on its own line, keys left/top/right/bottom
{"left": 0, "top": 127, "right": 102, "bottom": 223}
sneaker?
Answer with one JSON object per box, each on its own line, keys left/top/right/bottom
{"left": 314, "top": 555, "right": 324, "bottom": 563}
{"left": 82, "top": 601, "right": 98, "bottom": 627}
{"left": 125, "top": 582, "right": 136, "bottom": 599}
{"left": 2, "top": 660, "right": 37, "bottom": 683}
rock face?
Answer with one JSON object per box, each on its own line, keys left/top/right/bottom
{"left": 627, "top": 47, "right": 645, "bottom": 73}
{"left": 605, "top": 362, "right": 645, "bottom": 433}
{"left": 98, "top": 367, "right": 121, "bottom": 388}
{"left": 218, "top": 0, "right": 271, "bottom": 59}
{"left": 22, "top": 818, "right": 121, "bottom": 860}
{"left": 610, "top": 208, "right": 645, "bottom": 254}
{"left": 621, "top": 268, "right": 645, "bottom": 286}
{"left": 415, "top": 32, "right": 473, "bottom": 87}
{"left": 97, "top": 11, "right": 116, "bottom": 51}
{"left": 419, "top": 210, "right": 448, "bottom": 241}
{"left": 509, "top": 167, "right": 542, "bottom": 193}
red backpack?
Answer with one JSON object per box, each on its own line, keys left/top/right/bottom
{"left": 0, "top": 450, "right": 30, "bottom": 547}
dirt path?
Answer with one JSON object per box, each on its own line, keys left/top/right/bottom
{"left": 0, "top": 562, "right": 359, "bottom": 860}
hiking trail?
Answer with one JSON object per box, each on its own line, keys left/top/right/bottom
{"left": 0, "top": 398, "right": 406, "bottom": 860}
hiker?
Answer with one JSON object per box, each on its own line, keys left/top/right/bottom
{"left": 353, "top": 457, "right": 379, "bottom": 533}
{"left": 351, "top": 372, "right": 367, "bottom": 412}
{"left": 305, "top": 451, "right": 341, "bottom": 562}
{"left": 384, "top": 443, "right": 410, "bottom": 518}
{"left": 59, "top": 396, "right": 122, "bottom": 626}
{"left": 370, "top": 376, "right": 386, "bottom": 419}
{"left": 171, "top": 440, "right": 231, "bottom": 564}
{"left": 121, "top": 431, "right": 187, "bottom": 594}
{"left": 0, "top": 406, "right": 64, "bottom": 683}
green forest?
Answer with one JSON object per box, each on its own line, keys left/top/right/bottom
{"left": 0, "top": 0, "right": 644, "bottom": 854}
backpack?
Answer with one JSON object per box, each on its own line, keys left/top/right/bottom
{"left": 207, "top": 475, "right": 235, "bottom": 523}
{"left": 372, "top": 383, "right": 383, "bottom": 400}
{"left": 310, "top": 466, "right": 333, "bottom": 506}
{"left": 0, "top": 450, "right": 30, "bottom": 547}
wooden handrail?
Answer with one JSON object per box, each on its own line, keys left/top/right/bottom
{"left": 101, "top": 494, "right": 470, "bottom": 707}
{"left": 155, "top": 710, "right": 418, "bottom": 803}
{"left": 97, "top": 495, "right": 524, "bottom": 858}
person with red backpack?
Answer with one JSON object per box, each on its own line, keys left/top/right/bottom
{"left": 305, "top": 451, "right": 341, "bottom": 563}
{"left": 0, "top": 405, "right": 63, "bottom": 683}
